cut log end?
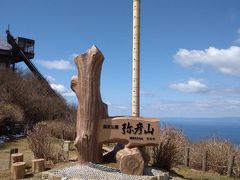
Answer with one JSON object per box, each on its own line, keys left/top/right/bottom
{"left": 11, "top": 153, "right": 23, "bottom": 164}
{"left": 116, "top": 147, "right": 144, "bottom": 175}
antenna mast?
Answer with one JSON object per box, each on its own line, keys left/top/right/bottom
{"left": 132, "top": 0, "right": 140, "bottom": 117}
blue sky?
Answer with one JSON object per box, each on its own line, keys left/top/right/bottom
{"left": 1, "top": 0, "right": 240, "bottom": 118}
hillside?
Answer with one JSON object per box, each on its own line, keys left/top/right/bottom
{"left": 0, "top": 69, "right": 74, "bottom": 136}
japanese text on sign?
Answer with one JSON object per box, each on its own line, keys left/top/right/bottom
{"left": 121, "top": 122, "right": 154, "bottom": 135}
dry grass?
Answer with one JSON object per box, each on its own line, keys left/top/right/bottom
{"left": 0, "top": 137, "right": 33, "bottom": 170}
{"left": 0, "top": 137, "right": 78, "bottom": 179}
{"left": 1, "top": 136, "right": 239, "bottom": 180}
{"left": 173, "top": 165, "right": 240, "bottom": 180}
{"left": 234, "top": 152, "right": 240, "bottom": 177}
{"left": 190, "top": 137, "right": 239, "bottom": 177}
{"left": 147, "top": 125, "right": 188, "bottom": 170}
{"left": 145, "top": 126, "right": 240, "bottom": 178}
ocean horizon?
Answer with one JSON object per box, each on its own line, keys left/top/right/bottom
{"left": 161, "top": 117, "right": 240, "bottom": 145}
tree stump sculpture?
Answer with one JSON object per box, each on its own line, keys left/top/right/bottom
{"left": 71, "top": 45, "right": 108, "bottom": 163}
{"left": 71, "top": 46, "right": 160, "bottom": 175}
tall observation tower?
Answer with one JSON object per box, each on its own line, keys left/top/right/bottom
{"left": 132, "top": 0, "right": 140, "bottom": 117}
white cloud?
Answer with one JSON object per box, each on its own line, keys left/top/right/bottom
{"left": 174, "top": 46, "right": 240, "bottom": 75}
{"left": 233, "top": 28, "right": 240, "bottom": 45}
{"left": 234, "top": 39, "right": 240, "bottom": 45}
{"left": 209, "top": 87, "right": 240, "bottom": 97}
{"left": 62, "top": 92, "right": 75, "bottom": 97}
{"left": 140, "top": 90, "right": 156, "bottom": 98}
{"left": 50, "top": 83, "right": 75, "bottom": 97}
{"left": 51, "top": 83, "right": 66, "bottom": 92}
{"left": 71, "top": 53, "right": 78, "bottom": 58}
{"left": 223, "top": 87, "right": 240, "bottom": 94}
{"left": 45, "top": 75, "right": 56, "bottom": 83}
{"left": 38, "top": 59, "right": 74, "bottom": 70}
{"left": 105, "top": 101, "right": 112, "bottom": 106}
{"left": 143, "top": 98, "right": 240, "bottom": 117}
{"left": 108, "top": 103, "right": 128, "bottom": 109}
{"left": 114, "top": 106, "right": 128, "bottom": 109}
{"left": 45, "top": 75, "right": 75, "bottom": 97}
{"left": 169, "top": 79, "right": 208, "bottom": 93}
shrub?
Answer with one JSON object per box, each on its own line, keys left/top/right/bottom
{"left": 190, "top": 137, "right": 237, "bottom": 175}
{"left": 0, "top": 103, "right": 24, "bottom": 135}
{"left": 45, "top": 120, "right": 76, "bottom": 141}
{"left": 26, "top": 123, "right": 62, "bottom": 162}
{"left": 0, "top": 69, "right": 68, "bottom": 129}
{"left": 148, "top": 126, "right": 188, "bottom": 170}
{"left": 0, "top": 103, "right": 24, "bottom": 125}
{"left": 234, "top": 151, "right": 240, "bottom": 177}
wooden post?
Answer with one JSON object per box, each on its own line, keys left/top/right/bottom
{"left": 71, "top": 45, "right": 108, "bottom": 163}
{"left": 32, "top": 159, "right": 45, "bottom": 173}
{"left": 11, "top": 162, "right": 26, "bottom": 179}
{"left": 11, "top": 153, "right": 23, "bottom": 164}
{"left": 62, "top": 130, "right": 65, "bottom": 140}
{"left": 74, "top": 131, "right": 77, "bottom": 141}
{"left": 132, "top": 0, "right": 141, "bottom": 117}
{"left": 227, "top": 155, "right": 235, "bottom": 177}
{"left": 184, "top": 147, "right": 190, "bottom": 167}
{"left": 202, "top": 151, "right": 207, "bottom": 172}
{"left": 9, "top": 147, "right": 18, "bottom": 168}
{"left": 63, "top": 141, "right": 70, "bottom": 162}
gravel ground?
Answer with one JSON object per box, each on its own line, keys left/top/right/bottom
{"left": 51, "top": 163, "right": 168, "bottom": 180}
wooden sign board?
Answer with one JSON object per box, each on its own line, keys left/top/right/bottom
{"left": 98, "top": 116, "right": 160, "bottom": 147}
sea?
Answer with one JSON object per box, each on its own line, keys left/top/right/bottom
{"left": 161, "top": 117, "right": 240, "bottom": 145}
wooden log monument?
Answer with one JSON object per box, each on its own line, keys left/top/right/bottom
{"left": 71, "top": 46, "right": 160, "bottom": 174}
{"left": 71, "top": 45, "right": 108, "bottom": 163}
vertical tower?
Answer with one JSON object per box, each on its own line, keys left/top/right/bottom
{"left": 132, "top": 0, "right": 140, "bottom": 117}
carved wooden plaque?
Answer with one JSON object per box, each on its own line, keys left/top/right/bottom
{"left": 98, "top": 116, "right": 160, "bottom": 147}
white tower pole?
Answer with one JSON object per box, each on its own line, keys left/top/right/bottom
{"left": 132, "top": 0, "right": 140, "bottom": 117}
